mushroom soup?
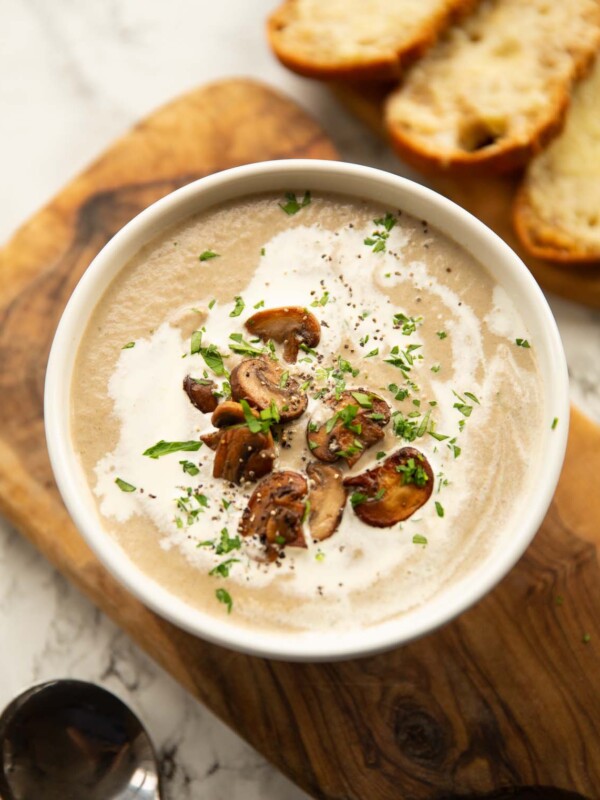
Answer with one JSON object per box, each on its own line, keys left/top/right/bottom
{"left": 72, "top": 191, "right": 544, "bottom": 632}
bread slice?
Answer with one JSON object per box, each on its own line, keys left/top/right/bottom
{"left": 514, "top": 56, "right": 600, "bottom": 263}
{"left": 384, "top": 0, "right": 600, "bottom": 172}
{"left": 267, "top": 0, "right": 478, "bottom": 81}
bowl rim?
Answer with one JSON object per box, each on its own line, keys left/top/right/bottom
{"left": 44, "top": 159, "right": 570, "bottom": 661}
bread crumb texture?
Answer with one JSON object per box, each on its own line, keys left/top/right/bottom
{"left": 268, "top": 0, "right": 475, "bottom": 79}
{"left": 385, "top": 0, "right": 600, "bottom": 170}
{"left": 514, "top": 56, "right": 600, "bottom": 262}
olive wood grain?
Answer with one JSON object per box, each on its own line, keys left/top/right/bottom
{"left": 0, "top": 78, "right": 598, "bottom": 799}
{"left": 331, "top": 83, "right": 600, "bottom": 310}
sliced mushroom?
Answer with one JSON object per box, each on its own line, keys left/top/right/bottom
{"left": 200, "top": 430, "right": 222, "bottom": 451}
{"left": 230, "top": 357, "right": 307, "bottom": 421}
{"left": 211, "top": 400, "right": 258, "bottom": 428}
{"left": 306, "top": 462, "right": 347, "bottom": 542}
{"left": 213, "top": 426, "right": 275, "bottom": 484}
{"left": 245, "top": 306, "right": 320, "bottom": 363}
{"left": 200, "top": 401, "right": 258, "bottom": 450}
{"left": 307, "top": 390, "right": 391, "bottom": 468}
{"left": 183, "top": 375, "right": 218, "bottom": 413}
{"left": 240, "top": 470, "right": 308, "bottom": 550}
{"left": 343, "top": 447, "right": 433, "bottom": 528}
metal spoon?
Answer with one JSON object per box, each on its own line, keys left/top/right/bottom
{"left": 0, "top": 679, "right": 162, "bottom": 800}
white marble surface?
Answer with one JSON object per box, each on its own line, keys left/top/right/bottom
{"left": 0, "top": 1, "right": 599, "bottom": 798}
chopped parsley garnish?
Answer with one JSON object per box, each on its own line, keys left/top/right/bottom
{"left": 365, "top": 348, "right": 379, "bottom": 358}
{"left": 388, "top": 383, "right": 409, "bottom": 401}
{"left": 515, "top": 338, "right": 531, "bottom": 348}
{"left": 253, "top": 299, "right": 265, "bottom": 309}
{"left": 279, "top": 371, "right": 289, "bottom": 388}
{"left": 260, "top": 247, "right": 266, "bottom": 256}
{"left": 315, "top": 551, "right": 325, "bottom": 562}
{"left": 429, "top": 430, "right": 449, "bottom": 442}
{"left": 122, "top": 341, "right": 135, "bottom": 350}
{"left": 222, "top": 499, "right": 231, "bottom": 510}
{"left": 376, "top": 451, "right": 386, "bottom": 460}
{"left": 326, "top": 404, "right": 360, "bottom": 435}
{"left": 453, "top": 402, "right": 472, "bottom": 417}
{"left": 392, "top": 412, "right": 419, "bottom": 441}
{"left": 385, "top": 343, "right": 421, "bottom": 373}
{"left": 392, "top": 408, "right": 431, "bottom": 441}
{"left": 551, "top": 417, "right": 559, "bottom": 430}
{"left": 447, "top": 438, "right": 461, "bottom": 459}
{"left": 215, "top": 588, "right": 232, "bottom": 613}
{"left": 338, "top": 356, "right": 359, "bottom": 375}
{"left": 436, "top": 331, "right": 447, "bottom": 340}
{"left": 431, "top": 364, "right": 441, "bottom": 373}
{"left": 350, "top": 492, "right": 368, "bottom": 507}
{"left": 351, "top": 391, "right": 373, "bottom": 409}
{"left": 583, "top": 633, "right": 591, "bottom": 644}
{"left": 115, "top": 477, "right": 136, "bottom": 492}
{"left": 311, "top": 291, "right": 330, "bottom": 307}
{"left": 208, "top": 298, "right": 216, "bottom": 310}
{"left": 397, "top": 457, "right": 429, "bottom": 487}
{"left": 189, "top": 330, "right": 227, "bottom": 376}
{"left": 179, "top": 460, "right": 200, "bottom": 476}
{"left": 199, "top": 250, "right": 219, "bottom": 262}
{"left": 240, "top": 398, "right": 280, "bottom": 434}
{"left": 337, "top": 441, "right": 364, "bottom": 460}
{"left": 175, "top": 490, "right": 209, "bottom": 525}
{"left": 435, "top": 501, "right": 444, "bottom": 518}
{"left": 279, "top": 190, "right": 311, "bottom": 215}
{"left": 213, "top": 526, "right": 235, "bottom": 550}
{"left": 200, "top": 344, "right": 227, "bottom": 376}
{"left": 412, "top": 534, "right": 428, "bottom": 546}
{"left": 209, "top": 558, "right": 240, "bottom": 578}
{"left": 143, "top": 440, "right": 202, "bottom": 459}
{"left": 302, "top": 500, "right": 311, "bottom": 524}
{"left": 364, "top": 213, "right": 396, "bottom": 253}
{"left": 230, "top": 296, "right": 245, "bottom": 317}
{"left": 190, "top": 330, "right": 203, "bottom": 355}
{"left": 228, "top": 333, "right": 265, "bottom": 357}
{"left": 393, "top": 313, "right": 422, "bottom": 336}
{"left": 453, "top": 390, "right": 477, "bottom": 418}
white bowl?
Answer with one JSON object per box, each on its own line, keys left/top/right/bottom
{"left": 45, "top": 160, "right": 569, "bottom": 661}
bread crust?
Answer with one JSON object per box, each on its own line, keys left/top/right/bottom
{"left": 385, "top": 105, "right": 569, "bottom": 175}
{"left": 384, "top": 10, "right": 600, "bottom": 173}
{"left": 513, "top": 186, "right": 600, "bottom": 265}
{"left": 267, "top": 0, "right": 478, "bottom": 82}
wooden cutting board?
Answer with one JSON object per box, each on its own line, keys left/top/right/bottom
{"left": 1, "top": 79, "right": 599, "bottom": 800}
{"left": 332, "top": 83, "right": 600, "bottom": 310}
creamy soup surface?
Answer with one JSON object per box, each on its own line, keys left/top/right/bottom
{"left": 72, "top": 191, "right": 544, "bottom": 633}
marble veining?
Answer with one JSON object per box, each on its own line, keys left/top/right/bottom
{"left": 0, "top": 0, "right": 599, "bottom": 798}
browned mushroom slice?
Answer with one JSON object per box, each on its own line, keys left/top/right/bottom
{"left": 183, "top": 375, "right": 218, "bottom": 413}
{"left": 230, "top": 357, "right": 307, "bottom": 421}
{"left": 307, "top": 390, "right": 391, "bottom": 468}
{"left": 201, "top": 401, "right": 259, "bottom": 450}
{"left": 343, "top": 447, "right": 433, "bottom": 528}
{"left": 306, "top": 462, "right": 347, "bottom": 542}
{"left": 213, "top": 427, "right": 275, "bottom": 484}
{"left": 200, "top": 430, "right": 222, "bottom": 451}
{"left": 240, "top": 470, "right": 308, "bottom": 549}
{"left": 245, "top": 306, "right": 320, "bottom": 363}
{"left": 211, "top": 400, "right": 258, "bottom": 428}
